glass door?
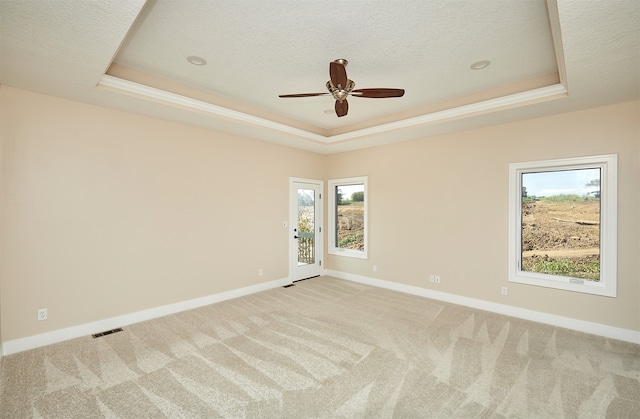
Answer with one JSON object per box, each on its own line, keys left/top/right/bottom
{"left": 290, "top": 179, "right": 323, "bottom": 281}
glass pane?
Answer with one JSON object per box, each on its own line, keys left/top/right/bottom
{"left": 335, "top": 184, "right": 365, "bottom": 251}
{"left": 297, "top": 189, "right": 315, "bottom": 266}
{"left": 521, "top": 168, "right": 601, "bottom": 281}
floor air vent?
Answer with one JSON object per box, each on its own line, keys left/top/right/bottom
{"left": 92, "top": 328, "right": 123, "bottom": 338}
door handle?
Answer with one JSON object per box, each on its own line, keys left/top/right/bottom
{"left": 294, "top": 235, "right": 299, "bottom": 239}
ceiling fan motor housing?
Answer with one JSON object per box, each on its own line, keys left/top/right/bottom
{"left": 327, "top": 80, "right": 355, "bottom": 102}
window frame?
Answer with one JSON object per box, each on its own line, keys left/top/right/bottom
{"left": 508, "top": 154, "right": 617, "bottom": 297}
{"left": 328, "top": 176, "right": 368, "bottom": 259}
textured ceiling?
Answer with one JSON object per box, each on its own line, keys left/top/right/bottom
{"left": 113, "top": 0, "right": 557, "bottom": 130}
{"left": 1, "top": 0, "right": 638, "bottom": 153}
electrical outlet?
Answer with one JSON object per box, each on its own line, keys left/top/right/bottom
{"left": 501, "top": 286, "right": 508, "bottom": 296}
{"left": 373, "top": 265, "right": 377, "bottom": 272}
{"left": 37, "top": 308, "right": 47, "bottom": 321}
{"left": 429, "top": 274, "right": 435, "bottom": 283}
{"left": 258, "top": 269, "right": 264, "bottom": 277}
{"left": 435, "top": 275, "right": 441, "bottom": 284}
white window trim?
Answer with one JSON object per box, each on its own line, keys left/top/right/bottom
{"left": 508, "top": 154, "right": 617, "bottom": 297}
{"left": 328, "top": 176, "right": 368, "bottom": 259}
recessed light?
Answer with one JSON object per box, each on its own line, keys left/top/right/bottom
{"left": 187, "top": 55, "right": 207, "bottom": 66}
{"left": 470, "top": 60, "right": 490, "bottom": 70}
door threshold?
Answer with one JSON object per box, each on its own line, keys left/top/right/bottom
{"left": 283, "top": 275, "right": 320, "bottom": 288}
{"left": 293, "top": 275, "right": 319, "bottom": 283}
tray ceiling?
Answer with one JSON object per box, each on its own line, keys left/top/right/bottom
{"left": 1, "top": 0, "right": 638, "bottom": 153}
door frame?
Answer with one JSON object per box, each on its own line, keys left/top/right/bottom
{"left": 289, "top": 177, "right": 323, "bottom": 282}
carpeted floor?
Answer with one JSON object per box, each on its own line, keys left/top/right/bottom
{"left": 0, "top": 276, "right": 639, "bottom": 418}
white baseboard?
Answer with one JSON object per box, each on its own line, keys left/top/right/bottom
{"left": 4, "top": 272, "right": 637, "bottom": 356}
{"left": 2, "top": 277, "right": 291, "bottom": 356}
{"left": 325, "top": 270, "right": 640, "bottom": 345}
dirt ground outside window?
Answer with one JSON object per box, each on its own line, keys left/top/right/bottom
{"left": 521, "top": 198, "right": 600, "bottom": 280}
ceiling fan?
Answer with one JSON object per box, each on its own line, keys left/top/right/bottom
{"left": 279, "top": 59, "right": 405, "bottom": 117}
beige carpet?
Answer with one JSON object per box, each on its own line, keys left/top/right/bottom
{"left": 1, "top": 277, "right": 639, "bottom": 418}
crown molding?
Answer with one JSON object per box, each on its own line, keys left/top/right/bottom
{"left": 98, "top": 75, "right": 567, "bottom": 148}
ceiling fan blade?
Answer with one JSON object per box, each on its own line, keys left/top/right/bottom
{"left": 279, "top": 92, "right": 329, "bottom": 98}
{"left": 330, "top": 61, "right": 348, "bottom": 89}
{"left": 351, "top": 88, "right": 405, "bottom": 98}
{"left": 335, "top": 99, "right": 348, "bottom": 117}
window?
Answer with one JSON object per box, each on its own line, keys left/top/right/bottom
{"left": 328, "top": 176, "right": 368, "bottom": 259}
{"left": 509, "top": 155, "right": 617, "bottom": 297}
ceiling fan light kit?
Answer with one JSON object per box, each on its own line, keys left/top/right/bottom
{"left": 279, "top": 59, "right": 405, "bottom": 117}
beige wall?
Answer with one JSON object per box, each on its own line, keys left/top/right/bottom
{"left": 0, "top": 86, "right": 4, "bottom": 348}
{"left": 0, "top": 85, "right": 638, "bottom": 345}
{"left": 0, "top": 87, "right": 326, "bottom": 341}
{"left": 326, "top": 100, "right": 640, "bottom": 332}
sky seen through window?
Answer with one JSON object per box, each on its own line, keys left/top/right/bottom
{"left": 522, "top": 168, "right": 600, "bottom": 197}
